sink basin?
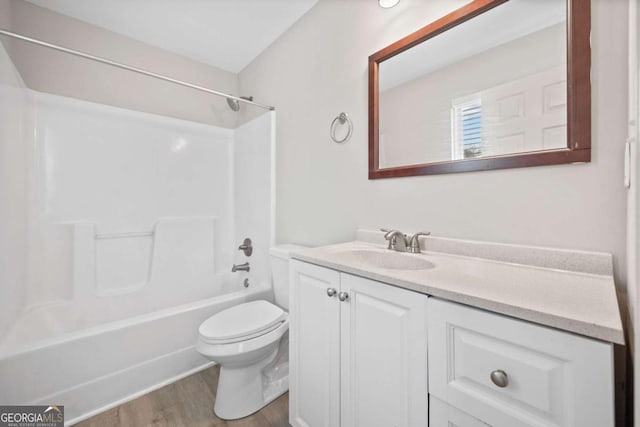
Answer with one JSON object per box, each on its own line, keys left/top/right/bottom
{"left": 338, "top": 249, "right": 435, "bottom": 270}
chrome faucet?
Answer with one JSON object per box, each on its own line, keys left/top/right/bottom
{"left": 381, "top": 229, "right": 431, "bottom": 254}
{"left": 232, "top": 262, "right": 250, "bottom": 272}
{"left": 382, "top": 229, "right": 408, "bottom": 252}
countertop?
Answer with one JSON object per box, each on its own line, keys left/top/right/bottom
{"left": 291, "top": 240, "right": 624, "bottom": 345}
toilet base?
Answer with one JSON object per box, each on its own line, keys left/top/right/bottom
{"left": 213, "top": 338, "right": 289, "bottom": 420}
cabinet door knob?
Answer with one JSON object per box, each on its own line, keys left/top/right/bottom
{"left": 490, "top": 370, "right": 509, "bottom": 388}
{"left": 326, "top": 288, "right": 337, "bottom": 297}
{"left": 338, "top": 291, "right": 349, "bottom": 302}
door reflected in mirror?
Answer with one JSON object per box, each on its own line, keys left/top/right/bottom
{"left": 369, "top": 0, "right": 590, "bottom": 178}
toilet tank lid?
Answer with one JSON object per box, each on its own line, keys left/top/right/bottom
{"left": 269, "top": 244, "right": 308, "bottom": 259}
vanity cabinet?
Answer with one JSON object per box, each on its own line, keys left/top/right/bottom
{"left": 289, "top": 260, "right": 428, "bottom": 427}
{"left": 290, "top": 260, "right": 616, "bottom": 427}
{"left": 428, "top": 298, "right": 615, "bottom": 427}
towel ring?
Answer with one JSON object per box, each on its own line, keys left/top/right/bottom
{"left": 330, "top": 112, "right": 353, "bottom": 144}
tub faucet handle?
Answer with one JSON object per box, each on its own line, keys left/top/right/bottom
{"left": 238, "top": 238, "right": 253, "bottom": 257}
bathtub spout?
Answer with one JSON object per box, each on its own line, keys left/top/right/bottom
{"left": 232, "top": 262, "right": 250, "bottom": 273}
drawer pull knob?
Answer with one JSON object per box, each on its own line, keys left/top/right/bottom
{"left": 327, "top": 288, "right": 337, "bottom": 297}
{"left": 490, "top": 370, "right": 509, "bottom": 388}
{"left": 338, "top": 291, "right": 350, "bottom": 302}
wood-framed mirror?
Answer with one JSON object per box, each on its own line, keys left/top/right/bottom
{"left": 368, "top": 0, "right": 590, "bottom": 179}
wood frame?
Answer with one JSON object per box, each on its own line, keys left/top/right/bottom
{"left": 368, "top": 0, "right": 591, "bottom": 179}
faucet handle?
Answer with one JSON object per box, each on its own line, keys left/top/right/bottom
{"left": 382, "top": 229, "right": 398, "bottom": 249}
{"left": 408, "top": 232, "right": 431, "bottom": 253}
{"left": 238, "top": 237, "right": 252, "bottom": 256}
{"left": 383, "top": 229, "right": 408, "bottom": 251}
{"left": 381, "top": 228, "right": 400, "bottom": 249}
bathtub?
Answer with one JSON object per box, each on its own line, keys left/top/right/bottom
{"left": 0, "top": 277, "right": 272, "bottom": 425}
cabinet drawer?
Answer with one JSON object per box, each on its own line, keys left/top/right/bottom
{"left": 430, "top": 396, "right": 490, "bottom": 427}
{"left": 427, "top": 298, "right": 614, "bottom": 427}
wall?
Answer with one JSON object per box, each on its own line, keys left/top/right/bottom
{"left": 0, "top": 0, "right": 239, "bottom": 128}
{"left": 238, "top": 0, "right": 629, "bottom": 291}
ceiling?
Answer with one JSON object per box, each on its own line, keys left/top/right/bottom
{"left": 24, "top": 0, "right": 318, "bottom": 73}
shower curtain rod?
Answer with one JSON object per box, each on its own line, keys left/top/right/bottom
{"left": 0, "top": 28, "right": 275, "bottom": 111}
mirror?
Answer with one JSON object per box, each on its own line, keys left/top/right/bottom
{"left": 368, "top": 0, "right": 590, "bottom": 178}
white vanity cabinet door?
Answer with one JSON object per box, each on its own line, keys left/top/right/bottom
{"left": 430, "top": 396, "right": 490, "bottom": 427}
{"left": 289, "top": 260, "right": 341, "bottom": 427}
{"left": 340, "top": 274, "right": 428, "bottom": 427}
{"left": 428, "top": 298, "right": 615, "bottom": 427}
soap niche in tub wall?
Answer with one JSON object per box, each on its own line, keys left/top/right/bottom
{"left": 71, "top": 217, "right": 217, "bottom": 297}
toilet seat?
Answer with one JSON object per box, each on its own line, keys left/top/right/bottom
{"left": 199, "top": 320, "right": 285, "bottom": 345}
{"left": 197, "top": 316, "right": 289, "bottom": 361}
{"left": 199, "top": 300, "right": 287, "bottom": 344}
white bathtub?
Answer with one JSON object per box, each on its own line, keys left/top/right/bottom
{"left": 0, "top": 279, "right": 272, "bottom": 425}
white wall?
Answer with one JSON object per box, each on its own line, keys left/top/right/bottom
{"left": 0, "top": 0, "right": 239, "bottom": 128}
{"left": 239, "top": 0, "right": 629, "bottom": 291}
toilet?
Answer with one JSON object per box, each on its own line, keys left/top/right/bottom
{"left": 196, "top": 244, "right": 305, "bottom": 420}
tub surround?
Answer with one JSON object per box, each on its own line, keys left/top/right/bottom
{"left": 0, "top": 87, "right": 277, "bottom": 424}
{"left": 291, "top": 229, "right": 624, "bottom": 345}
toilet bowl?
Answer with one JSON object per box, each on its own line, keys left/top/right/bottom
{"left": 196, "top": 244, "right": 305, "bottom": 420}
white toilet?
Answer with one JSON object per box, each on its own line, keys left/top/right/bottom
{"left": 196, "top": 244, "right": 305, "bottom": 420}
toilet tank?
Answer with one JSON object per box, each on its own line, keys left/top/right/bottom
{"left": 269, "top": 244, "right": 307, "bottom": 311}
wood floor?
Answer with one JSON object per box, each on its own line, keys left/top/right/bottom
{"left": 74, "top": 366, "right": 289, "bottom": 427}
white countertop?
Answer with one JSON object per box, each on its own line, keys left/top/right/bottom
{"left": 292, "top": 240, "right": 624, "bottom": 345}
